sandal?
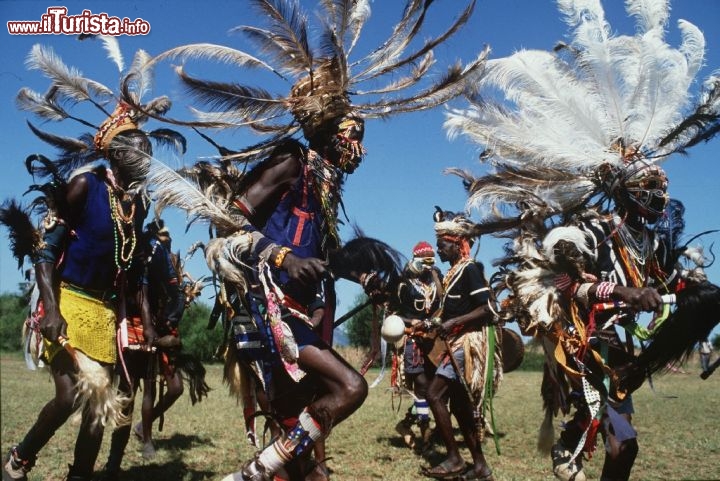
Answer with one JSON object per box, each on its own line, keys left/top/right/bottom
{"left": 421, "top": 460, "right": 467, "bottom": 479}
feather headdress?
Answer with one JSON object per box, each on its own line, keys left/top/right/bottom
{"left": 144, "top": 0, "right": 488, "bottom": 162}
{"left": 444, "top": 0, "right": 719, "bottom": 227}
{"left": 16, "top": 35, "right": 186, "bottom": 179}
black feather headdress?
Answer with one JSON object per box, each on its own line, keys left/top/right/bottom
{"left": 142, "top": 0, "right": 487, "bottom": 163}
{"left": 16, "top": 35, "right": 186, "bottom": 179}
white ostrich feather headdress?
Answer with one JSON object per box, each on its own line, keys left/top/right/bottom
{"left": 444, "top": 0, "right": 719, "bottom": 227}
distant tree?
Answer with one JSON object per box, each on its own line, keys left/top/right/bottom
{"left": 345, "top": 294, "right": 374, "bottom": 348}
{"left": 0, "top": 292, "right": 28, "bottom": 352}
{"left": 179, "top": 302, "right": 224, "bottom": 362}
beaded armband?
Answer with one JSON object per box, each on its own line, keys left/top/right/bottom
{"left": 274, "top": 246, "right": 292, "bottom": 268}
{"left": 595, "top": 281, "right": 616, "bottom": 301}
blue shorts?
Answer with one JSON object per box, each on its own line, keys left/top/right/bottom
{"left": 610, "top": 394, "right": 634, "bottom": 415}
{"left": 287, "top": 315, "right": 323, "bottom": 351}
{"left": 435, "top": 348, "right": 465, "bottom": 380}
{"left": 404, "top": 337, "right": 425, "bottom": 374}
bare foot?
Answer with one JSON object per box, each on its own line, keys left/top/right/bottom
{"left": 141, "top": 441, "right": 156, "bottom": 460}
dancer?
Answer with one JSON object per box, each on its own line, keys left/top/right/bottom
{"left": 422, "top": 210, "right": 501, "bottom": 481}
{"left": 443, "top": 1, "right": 720, "bottom": 480}
{"left": 103, "top": 220, "right": 208, "bottom": 480}
{"left": 699, "top": 338, "right": 713, "bottom": 373}
{"left": 142, "top": 2, "right": 486, "bottom": 480}
{"left": 2, "top": 37, "right": 184, "bottom": 481}
{"left": 391, "top": 241, "right": 443, "bottom": 451}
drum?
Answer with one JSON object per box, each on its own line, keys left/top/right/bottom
{"left": 498, "top": 327, "right": 525, "bottom": 373}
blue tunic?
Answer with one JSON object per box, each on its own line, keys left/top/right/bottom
{"left": 61, "top": 172, "right": 116, "bottom": 291}
{"left": 261, "top": 163, "right": 327, "bottom": 307}
{"left": 61, "top": 171, "right": 147, "bottom": 293}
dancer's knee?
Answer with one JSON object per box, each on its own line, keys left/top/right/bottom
{"left": 426, "top": 383, "right": 445, "bottom": 407}
{"left": 167, "top": 380, "right": 184, "bottom": 400}
{"left": 602, "top": 438, "right": 638, "bottom": 481}
{"left": 344, "top": 371, "right": 368, "bottom": 406}
{"left": 617, "top": 438, "right": 638, "bottom": 463}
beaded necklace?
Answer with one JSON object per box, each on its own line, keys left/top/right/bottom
{"left": 306, "top": 149, "right": 343, "bottom": 251}
{"left": 107, "top": 183, "right": 137, "bottom": 271}
{"left": 442, "top": 256, "right": 472, "bottom": 293}
{"left": 409, "top": 277, "right": 437, "bottom": 314}
{"left": 611, "top": 219, "right": 652, "bottom": 288}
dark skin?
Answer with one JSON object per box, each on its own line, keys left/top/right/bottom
{"left": 586, "top": 204, "right": 664, "bottom": 315}
{"left": 396, "top": 265, "right": 442, "bottom": 449}
{"left": 425, "top": 238, "right": 493, "bottom": 479}
{"left": 239, "top": 127, "right": 367, "bottom": 481}
{"left": 18, "top": 132, "right": 154, "bottom": 479}
{"left": 402, "top": 267, "right": 442, "bottom": 399}
{"left": 568, "top": 201, "right": 666, "bottom": 481}
{"left": 37, "top": 169, "right": 157, "bottom": 346}
{"left": 137, "top": 240, "right": 184, "bottom": 454}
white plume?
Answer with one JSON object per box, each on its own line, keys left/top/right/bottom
{"left": 445, "top": 0, "right": 713, "bottom": 218}
{"left": 98, "top": 35, "right": 124, "bottom": 72}
{"left": 147, "top": 157, "right": 240, "bottom": 234}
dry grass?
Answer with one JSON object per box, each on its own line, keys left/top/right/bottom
{"left": 1, "top": 351, "right": 718, "bottom": 481}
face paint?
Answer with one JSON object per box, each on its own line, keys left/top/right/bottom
{"left": 410, "top": 256, "right": 435, "bottom": 274}
{"left": 623, "top": 165, "right": 669, "bottom": 220}
{"left": 332, "top": 117, "right": 365, "bottom": 173}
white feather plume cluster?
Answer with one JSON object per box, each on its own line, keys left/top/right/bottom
{"left": 679, "top": 245, "right": 709, "bottom": 282}
{"left": 542, "top": 226, "right": 595, "bottom": 265}
{"left": 203, "top": 234, "right": 253, "bottom": 292}
{"left": 71, "top": 350, "right": 130, "bottom": 429}
{"left": 505, "top": 225, "right": 591, "bottom": 332}
{"left": 445, "top": 0, "right": 719, "bottom": 223}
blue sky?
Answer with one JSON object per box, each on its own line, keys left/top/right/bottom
{"left": 1, "top": 1, "right": 719, "bottom": 337}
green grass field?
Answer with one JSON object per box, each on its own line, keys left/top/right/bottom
{"left": 1, "top": 352, "right": 718, "bottom": 481}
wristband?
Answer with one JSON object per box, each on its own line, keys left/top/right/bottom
{"left": 274, "top": 247, "right": 292, "bottom": 268}
{"left": 595, "top": 281, "right": 616, "bottom": 301}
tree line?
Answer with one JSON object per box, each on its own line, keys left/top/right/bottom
{"left": 3, "top": 291, "right": 715, "bottom": 366}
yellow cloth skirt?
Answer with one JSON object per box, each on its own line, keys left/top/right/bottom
{"left": 44, "top": 286, "right": 117, "bottom": 364}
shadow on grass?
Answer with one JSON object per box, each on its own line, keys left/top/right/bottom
{"left": 376, "top": 426, "right": 508, "bottom": 470}
{"left": 118, "top": 461, "right": 215, "bottom": 481}
{"left": 116, "top": 433, "right": 218, "bottom": 480}
{"left": 154, "top": 433, "right": 208, "bottom": 453}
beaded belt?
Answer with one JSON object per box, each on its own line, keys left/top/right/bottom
{"left": 60, "top": 281, "right": 116, "bottom": 303}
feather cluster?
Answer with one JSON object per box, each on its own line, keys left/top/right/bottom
{"left": 0, "top": 200, "right": 43, "bottom": 269}
{"left": 16, "top": 35, "right": 185, "bottom": 177}
{"left": 445, "top": 0, "right": 719, "bottom": 226}
{"left": 71, "top": 350, "right": 131, "bottom": 429}
{"left": 146, "top": 0, "right": 487, "bottom": 162}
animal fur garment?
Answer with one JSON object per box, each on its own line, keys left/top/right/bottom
{"left": 326, "top": 235, "right": 404, "bottom": 289}
{"left": 635, "top": 281, "right": 720, "bottom": 376}
{"left": 174, "top": 352, "right": 211, "bottom": 405}
{"left": 71, "top": 350, "right": 130, "bottom": 429}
